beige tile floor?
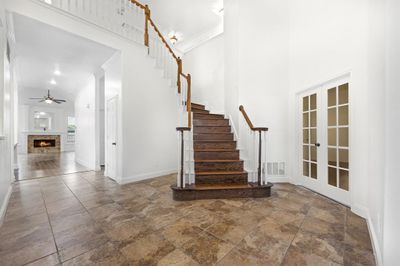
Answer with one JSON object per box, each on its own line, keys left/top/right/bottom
{"left": 0, "top": 171, "right": 376, "bottom": 266}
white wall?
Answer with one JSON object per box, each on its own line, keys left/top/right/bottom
{"left": 94, "top": 68, "right": 106, "bottom": 168}
{"left": 184, "top": 34, "right": 224, "bottom": 113}
{"left": 224, "top": 0, "right": 290, "bottom": 178}
{"left": 0, "top": 4, "right": 14, "bottom": 222}
{"left": 224, "top": 1, "right": 388, "bottom": 263}
{"left": 224, "top": 0, "right": 239, "bottom": 127}
{"left": 384, "top": 0, "right": 400, "bottom": 264}
{"left": 74, "top": 77, "right": 96, "bottom": 169}
{"left": 287, "top": 1, "right": 387, "bottom": 263}
{"left": 120, "top": 47, "right": 178, "bottom": 183}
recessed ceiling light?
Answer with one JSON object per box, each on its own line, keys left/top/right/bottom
{"left": 50, "top": 79, "right": 56, "bottom": 85}
{"left": 54, "top": 70, "right": 61, "bottom": 75}
{"left": 39, "top": 112, "right": 46, "bottom": 115}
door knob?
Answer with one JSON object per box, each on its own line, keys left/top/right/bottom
{"left": 314, "top": 143, "right": 320, "bottom": 147}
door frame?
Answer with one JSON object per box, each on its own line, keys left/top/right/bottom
{"left": 105, "top": 95, "right": 118, "bottom": 180}
{"left": 295, "top": 73, "right": 351, "bottom": 206}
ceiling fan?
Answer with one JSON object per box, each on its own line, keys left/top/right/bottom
{"left": 29, "top": 90, "right": 66, "bottom": 104}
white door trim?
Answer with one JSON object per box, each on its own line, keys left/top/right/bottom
{"left": 105, "top": 95, "right": 118, "bottom": 180}
{"left": 295, "top": 73, "right": 351, "bottom": 205}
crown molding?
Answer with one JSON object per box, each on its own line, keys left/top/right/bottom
{"left": 175, "top": 22, "right": 224, "bottom": 54}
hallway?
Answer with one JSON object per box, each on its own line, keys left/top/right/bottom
{"left": 0, "top": 172, "right": 375, "bottom": 265}
{"left": 15, "top": 152, "right": 90, "bottom": 180}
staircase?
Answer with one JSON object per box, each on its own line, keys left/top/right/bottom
{"left": 36, "top": 0, "right": 273, "bottom": 200}
{"left": 171, "top": 103, "right": 272, "bottom": 201}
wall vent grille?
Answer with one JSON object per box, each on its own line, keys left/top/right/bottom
{"left": 267, "top": 162, "right": 285, "bottom": 176}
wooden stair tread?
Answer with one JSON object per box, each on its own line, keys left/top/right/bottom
{"left": 195, "top": 159, "right": 242, "bottom": 163}
{"left": 194, "top": 140, "right": 235, "bottom": 142}
{"left": 193, "top": 112, "right": 223, "bottom": 115}
{"left": 194, "top": 149, "right": 237, "bottom": 152}
{"left": 194, "top": 132, "right": 232, "bottom": 134}
{"left": 194, "top": 125, "right": 230, "bottom": 127}
{"left": 196, "top": 171, "right": 246, "bottom": 175}
{"left": 193, "top": 118, "right": 227, "bottom": 120}
{"left": 193, "top": 184, "right": 253, "bottom": 190}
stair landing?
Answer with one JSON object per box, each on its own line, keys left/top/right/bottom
{"left": 172, "top": 103, "right": 272, "bottom": 201}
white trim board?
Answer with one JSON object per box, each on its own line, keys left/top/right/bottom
{"left": 367, "top": 211, "right": 383, "bottom": 266}
{"left": 269, "top": 176, "right": 290, "bottom": 183}
{"left": 116, "top": 169, "right": 176, "bottom": 185}
{"left": 75, "top": 157, "right": 96, "bottom": 171}
{"left": 177, "top": 24, "right": 224, "bottom": 54}
{"left": 0, "top": 185, "right": 13, "bottom": 226}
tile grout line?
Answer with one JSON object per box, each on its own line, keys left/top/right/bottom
{"left": 278, "top": 196, "right": 311, "bottom": 266}
{"left": 52, "top": 172, "right": 112, "bottom": 264}
{"left": 21, "top": 252, "right": 59, "bottom": 266}
{"left": 38, "top": 181, "right": 63, "bottom": 265}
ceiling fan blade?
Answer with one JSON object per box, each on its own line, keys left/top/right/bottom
{"left": 53, "top": 100, "right": 64, "bottom": 104}
{"left": 39, "top": 99, "right": 45, "bottom": 102}
{"left": 53, "top": 99, "right": 66, "bottom": 102}
{"left": 29, "top": 97, "right": 44, "bottom": 100}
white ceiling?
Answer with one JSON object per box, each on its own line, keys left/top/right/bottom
{"left": 13, "top": 13, "right": 116, "bottom": 107}
{"left": 141, "top": 0, "right": 223, "bottom": 45}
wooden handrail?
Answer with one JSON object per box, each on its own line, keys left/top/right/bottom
{"left": 239, "top": 105, "right": 268, "bottom": 132}
{"left": 148, "top": 19, "right": 179, "bottom": 61}
{"left": 130, "top": 0, "right": 146, "bottom": 10}
{"left": 130, "top": 0, "right": 191, "bottom": 129}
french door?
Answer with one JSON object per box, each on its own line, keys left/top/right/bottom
{"left": 299, "top": 78, "right": 350, "bottom": 205}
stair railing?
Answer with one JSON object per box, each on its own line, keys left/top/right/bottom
{"left": 132, "top": 0, "right": 194, "bottom": 188}
{"left": 37, "top": 0, "right": 193, "bottom": 188}
{"left": 239, "top": 105, "right": 268, "bottom": 186}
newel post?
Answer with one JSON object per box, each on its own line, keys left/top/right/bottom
{"left": 177, "top": 58, "right": 182, "bottom": 93}
{"left": 176, "top": 127, "right": 190, "bottom": 188}
{"left": 254, "top": 128, "right": 268, "bottom": 185}
{"left": 144, "top": 5, "right": 150, "bottom": 47}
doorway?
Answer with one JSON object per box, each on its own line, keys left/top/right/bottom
{"left": 298, "top": 76, "right": 350, "bottom": 205}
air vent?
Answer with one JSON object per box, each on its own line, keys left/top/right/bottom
{"left": 266, "top": 162, "right": 285, "bottom": 176}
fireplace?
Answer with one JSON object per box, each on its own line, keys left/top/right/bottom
{"left": 28, "top": 135, "right": 61, "bottom": 153}
{"left": 34, "top": 139, "right": 56, "bottom": 148}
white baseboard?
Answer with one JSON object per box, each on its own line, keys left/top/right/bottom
{"left": 0, "top": 185, "right": 13, "bottom": 226}
{"left": 349, "top": 204, "right": 382, "bottom": 266}
{"left": 75, "top": 157, "right": 95, "bottom": 170}
{"left": 351, "top": 204, "right": 369, "bottom": 219}
{"left": 117, "top": 169, "right": 176, "bottom": 185}
{"left": 268, "top": 176, "right": 290, "bottom": 183}
{"left": 366, "top": 211, "right": 383, "bottom": 266}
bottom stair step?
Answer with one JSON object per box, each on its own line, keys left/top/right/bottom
{"left": 171, "top": 183, "right": 273, "bottom": 201}
{"left": 195, "top": 171, "right": 247, "bottom": 185}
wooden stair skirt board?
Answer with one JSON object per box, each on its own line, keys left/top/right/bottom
{"left": 171, "top": 183, "right": 273, "bottom": 201}
{"left": 172, "top": 102, "right": 273, "bottom": 200}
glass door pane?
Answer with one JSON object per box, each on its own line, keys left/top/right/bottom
{"left": 302, "top": 93, "right": 318, "bottom": 180}
{"left": 327, "top": 83, "right": 349, "bottom": 191}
